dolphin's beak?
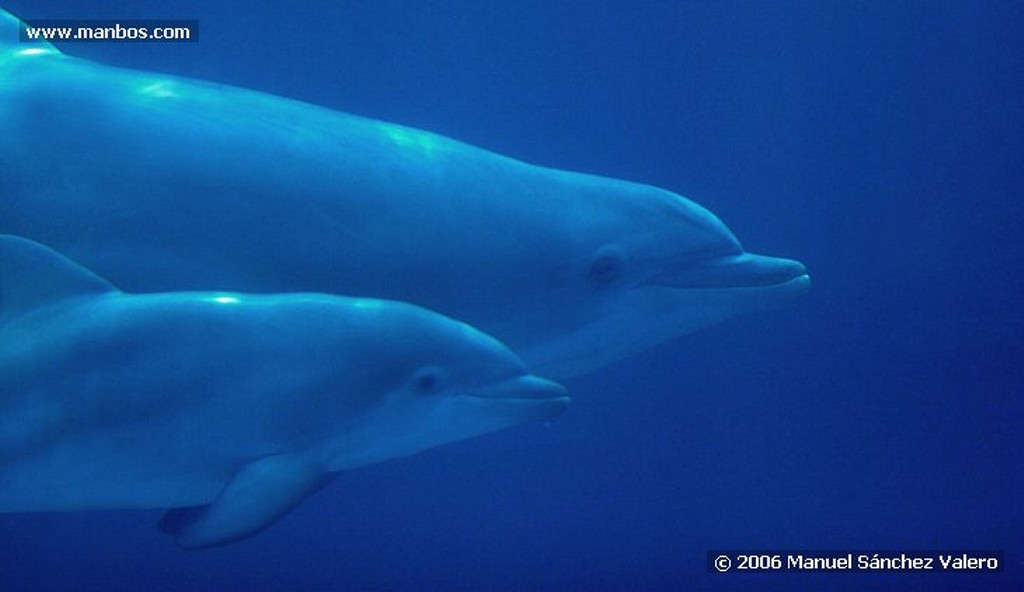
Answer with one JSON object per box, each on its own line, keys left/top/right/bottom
{"left": 462, "top": 374, "right": 570, "bottom": 422}
{"left": 649, "top": 252, "right": 810, "bottom": 290}
{"left": 473, "top": 374, "right": 569, "bottom": 402}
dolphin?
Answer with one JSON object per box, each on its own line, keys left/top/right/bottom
{"left": 0, "top": 235, "right": 569, "bottom": 548}
{"left": 0, "top": 10, "right": 809, "bottom": 379}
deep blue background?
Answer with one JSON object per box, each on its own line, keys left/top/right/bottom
{"left": 3, "top": 1, "right": 1021, "bottom": 590}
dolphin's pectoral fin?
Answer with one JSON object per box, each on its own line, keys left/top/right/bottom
{"left": 157, "top": 505, "right": 208, "bottom": 537}
{"left": 159, "top": 455, "right": 336, "bottom": 549}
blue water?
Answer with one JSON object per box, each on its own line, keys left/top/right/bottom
{"left": 3, "top": 1, "right": 1021, "bottom": 590}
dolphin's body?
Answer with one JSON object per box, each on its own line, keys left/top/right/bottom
{"left": 0, "top": 10, "right": 809, "bottom": 379}
{"left": 0, "top": 235, "right": 568, "bottom": 548}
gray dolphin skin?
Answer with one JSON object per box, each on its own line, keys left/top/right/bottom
{"left": 0, "top": 10, "right": 809, "bottom": 379}
{"left": 0, "top": 235, "right": 569, "bottom": 548}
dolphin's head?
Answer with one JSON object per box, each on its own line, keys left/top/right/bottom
{"left": 326, "top": 301, "right": 569, "bottom": 471}
{"left": 514, "top": 174, "right": 811, "bottom": 377}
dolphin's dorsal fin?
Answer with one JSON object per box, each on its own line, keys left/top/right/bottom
{"left": 0, "top": 235, "right": 117, "bottom": 322}
{"left": 1, "top": 9, "right": 60, "bottom": 56}
{"left": 159, "top": 454, "right": 337, "bottom": 548}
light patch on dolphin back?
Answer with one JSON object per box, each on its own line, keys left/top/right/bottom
{"left": 11, "top": 47, "right": 58, "bottom": 58}
{"left": 381, "top": 124, "right": 442, "bottom": 158}
{"left": 137, "top": 80, "right": 180, "bottom": 99}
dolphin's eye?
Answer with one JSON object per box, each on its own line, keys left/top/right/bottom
{"left": 411, "top": 367, "right": 443, "bottom": 394}
{"left": 587, "top": 247, "right": 627, "bottom": 286}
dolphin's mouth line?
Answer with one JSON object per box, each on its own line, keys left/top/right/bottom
{"left": 648, "top": 273, "right": 811, "bottom": 291}
{"left": 461, "top": 394, "right": 572, "bottom": 405}
{"left": 645, "top": 253, "right": 809, "bottom": 290}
